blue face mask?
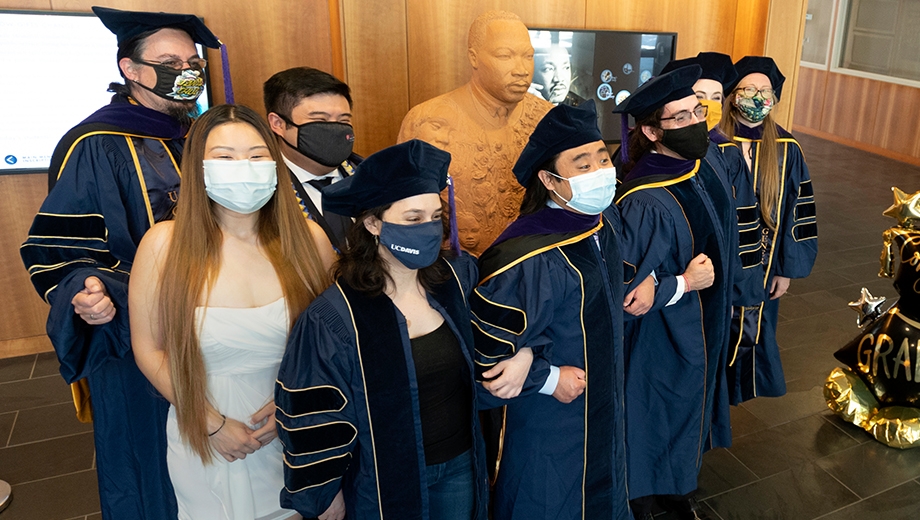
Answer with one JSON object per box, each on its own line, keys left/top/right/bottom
{"left": 379, "top": 219, "right": 443, "bottom": 270}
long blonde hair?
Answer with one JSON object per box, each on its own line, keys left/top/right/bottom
{"left": 718, "top": 94, "right": 781, "bottom": 231}
{"left": 158, "top": 104, "right": 330, "bottom": 463}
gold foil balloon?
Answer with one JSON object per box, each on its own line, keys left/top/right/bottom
{"left": 825, "top": 187, "right": 920, "bottom": 448}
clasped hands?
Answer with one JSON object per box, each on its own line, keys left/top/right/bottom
{"left": 208, "top": 401, "right": 278, "bottom": 462}
{"left": 482, "top": 349, "right": 585, "bottom": 404}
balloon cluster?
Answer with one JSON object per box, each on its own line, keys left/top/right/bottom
{"left": 825, "top": 187, "right": 920, "bottom": 449}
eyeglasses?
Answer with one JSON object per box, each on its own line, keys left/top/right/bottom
{"left": 660, "top": 104, "right": 708, "bottom": 125}
{"left": 735, "top": 87, "right": 774, "bottom": 99}
{"left": 138, "top": 57, "right": 207, "bottom": 72}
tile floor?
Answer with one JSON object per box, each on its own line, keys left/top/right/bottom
{"left": 2, "top": 133, "right": 920, "bottom": 519}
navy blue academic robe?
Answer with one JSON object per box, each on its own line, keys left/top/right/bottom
{"left": 20, "top": 95, "right": 184, "bottom": 520}
{"left": 727, "top": 123, "right": 818, "bottom": 402}
{"left": 615, "top": 151, "right": 734, "bottom": 499}
{"left": 471, "top": 207, "right": 631, "bottom": 520}
{"left": 275, "top": 255, "right": 489, "bottom": 520}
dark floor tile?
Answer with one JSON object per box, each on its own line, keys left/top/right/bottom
{"left": 776, "top": 290, "right": 849, "bottom": 320}
{"left": 738, "top": 378, "right": 828, "bottom": 428}
{"left": 816, "top": 439, "right": 920, "bottom": 498}
{"left": 0, "top": 375, "right": 72, "bottom": 414}
{"left": 31, "top": 352, "right": 61, "bottom": 379}
{"left": 727, "top": 414, "right": 860, "bottom": 479}
{"left": 775, "top": 308, "right": 854, "bottom": 352}
{"left": 697, "top": 448, "right": 759, "bottom": 499}
{"left": 0, "top": 356, "right": 35, "bottom": 384}
{"left": 787, "top": 270, "right": 854, "bottom": 296}
{"left": 779, "top": 344, "right": 846, "bottom": 387}
{"left": 0, "top": 469, "right": 100, "bottom": 520}
{"left": 815, "top": 481, "right": 920, "bottom": 519}
{"left": 729, "top": 404, "right": 769, "bottom": 438}
{"left": 705, "top": 462, "right": 858, "bottom": 520}
{"left": 831, "top": 261, "right": 885, "bottom": 284}
{"left": 0, "top": 431, "right": 95, "bottom": 484}
{"left": 821, "top": 410, "right": 872, "bottom": 444}
{"left": 0, "top": 411, "right": 14, "bottom": 447}
{"left": 87, "top": 514, "right": 102, "bottom": 520}
{"left": 8, "top": 402, "right": 93, "bottom": 446}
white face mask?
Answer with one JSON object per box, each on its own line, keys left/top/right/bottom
{"left": 550, "top": 166, "right": 618, "bottom": 215}
{"left": 203, "top": 160, "right": 278, "bottom": 214}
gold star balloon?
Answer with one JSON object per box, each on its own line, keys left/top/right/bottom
{"left": 848, "top": 287, "right": 887, "bottom": 327}
{"left": 882, "top": 187, "right": 920, "bottom": 229}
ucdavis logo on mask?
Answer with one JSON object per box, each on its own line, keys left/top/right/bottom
{"left": 379, "top": 220, "right": 443, "bottom": 270}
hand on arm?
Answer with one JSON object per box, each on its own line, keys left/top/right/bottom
{"left": 624, "top": 274, "right": 655, "bottom": 316}
{"left": 250, "top": 400, "right": 279, "bottom": 446}
{"left": 72, "top": 276, "right": 115, "bottom": 324}
{"left": 318, "top": 490, "right": 346, "bottom": 520}
{"left": 552, "top": 366, "right": 586, "bottom": 404}
{"left": 770, "top": 276, "right": 791, "bottom": 300}
{"left": 482, "top": 348, "right": 534, "bottom": 399}
{"left": 207, "top": 407, "right": 262, "bottom": 462}
{"left": 682, "top": 253, "right": 714, "bottom": 291}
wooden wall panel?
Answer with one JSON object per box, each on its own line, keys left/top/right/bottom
{"left": 342, "top": 0, "right": 408, "bottom": 157}
{"left": 0, "top": 174, "right": 52, "bottom": 357}
{"left": 793, "top": 66, "right": 826, "bottom": 131}
{"left": 820, "top": 72, "right": 879, "bottom": 143}
{"left": 586, "top": 0, "right": 738, "bottom": 58}
{"left": 406, "top": 1, "right": 585, "bottom": 109}
{"left": 763, "top": 0, "right": 808, "bottom": 128}
{"left": 873, "top": 81, "right": 920, "bottom": 158}
{"left": 732, "top": 0, "right": 769, "bottom": 59}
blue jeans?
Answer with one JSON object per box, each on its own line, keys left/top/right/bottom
{"left": 426, "top": 449, "right": 474, "bottom": 520}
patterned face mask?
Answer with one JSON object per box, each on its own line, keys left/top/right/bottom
{"left": 734, "top": 94, "right": 773, "bottom": 124}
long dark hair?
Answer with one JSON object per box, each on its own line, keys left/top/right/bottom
{"left": 519, "top": 156, "right": 558, "bottom": 215}
{"left": 335, "top": 203, "right": 450, "bottom": 297}
{"left": 623, "top": 107, "right": 665, "bottom": 175}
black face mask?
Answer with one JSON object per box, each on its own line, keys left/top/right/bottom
{"left": 282, "top": 120, "right": 355, "bottom": 168}
{"left": 134, "top": 63, "right": 205, "bottom": 102}
{"left": 659, "top": 121, "right": 710, "bottom": 160}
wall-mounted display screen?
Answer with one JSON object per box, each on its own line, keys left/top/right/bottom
{"left": 528, "top": 28, "right": 677, "bottom": 143}
{"left": 0, "top": 10, "right": 211, "bottom": 174}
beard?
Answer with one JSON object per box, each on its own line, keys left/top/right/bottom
{"left": 162, "top": 99, "right": 201, "bottom": 128}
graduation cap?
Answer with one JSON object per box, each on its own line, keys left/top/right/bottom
{"left": 661, "top": 52, "right": 738, "bottom": 92}
{"left": 726, "top": 56, "right": 786, "bottom": 101}
{"left": 92, "top": 6, "right": 221, "bottom": 48}
{"left": 323, "top": 139, "right": 460, "bottom": 253}
{"left": 613, "top": 65, "right": 701, "bottom": 120}
{"left": 93, "top": 6, "right": 236, "bottom": 103}
{"left": 513, "top": 99, "right": 604, "bottom": 187}
{"left": 323, "top": 140, "right": 450, "bottom": 217}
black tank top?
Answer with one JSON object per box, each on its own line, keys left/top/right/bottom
{"left": 409, "top": 320, "right": 473, "bottom": 465}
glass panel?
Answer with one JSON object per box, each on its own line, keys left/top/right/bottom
{"left": 837, "top": 0, "right": 920, "bottom": 84}
{"left": 801, "top": 0, "right": 835, "bottom": 65}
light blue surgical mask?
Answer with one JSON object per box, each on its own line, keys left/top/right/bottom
{"left": 550, "top": 166, "right": 618, "bottom": 215}
{"left": 203, "top": 159, "right": 278, "bottom": 214}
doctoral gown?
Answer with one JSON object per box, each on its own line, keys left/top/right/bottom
{"left": 614, "top": 152, "right": 735, "bottom": 499}
{"left": 471, "top": 207, "right": 631, "bottom": 520}
{"left": 727, "top": 123, "right": 818, "bottom": 403}
{"left": 275, "top": 255, "right": 489, "bottom": 520}
{"left": 20, "top": 94, "right": 184, "bottom": 520}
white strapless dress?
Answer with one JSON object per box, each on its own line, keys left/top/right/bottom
{"left": 167, "top": 298, "right": 297, "bottom": 520}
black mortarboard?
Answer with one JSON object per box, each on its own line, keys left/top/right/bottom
{"left": 323, "top": 140, "right": 450, "bottom": 217}
{"left": 92, "top": 6, "right": 221, "bottom": 49}
{"left": 613, "top": 65, "right": 702, "bottom": 120}
{"left": 513, "top": 99, "right": 604, "bottom": 187}
{"left": 661, "top": 52, "right": 738, "bottom": 92}
{"left": 727, "top": 56, "right": 786, "bottom": 101}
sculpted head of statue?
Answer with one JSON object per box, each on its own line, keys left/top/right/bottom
{"left": 467, "top": 11, "right": 534, "bottom": 105}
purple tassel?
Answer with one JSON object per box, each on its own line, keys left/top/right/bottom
{"left": 620, "top": 114, "right": 630, "bottom": 164}
{"left": 220, "top": 43, "right": 235, "bottom": 105}
{"left": 447, "top": 175, "right": 461, "bottom": 255}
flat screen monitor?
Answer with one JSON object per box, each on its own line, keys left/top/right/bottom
{"left": 0, "top": 10, "right": 211, "bottom": 174}
{"left": 528, "top": 28, "right": 677, "bottom": 143}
